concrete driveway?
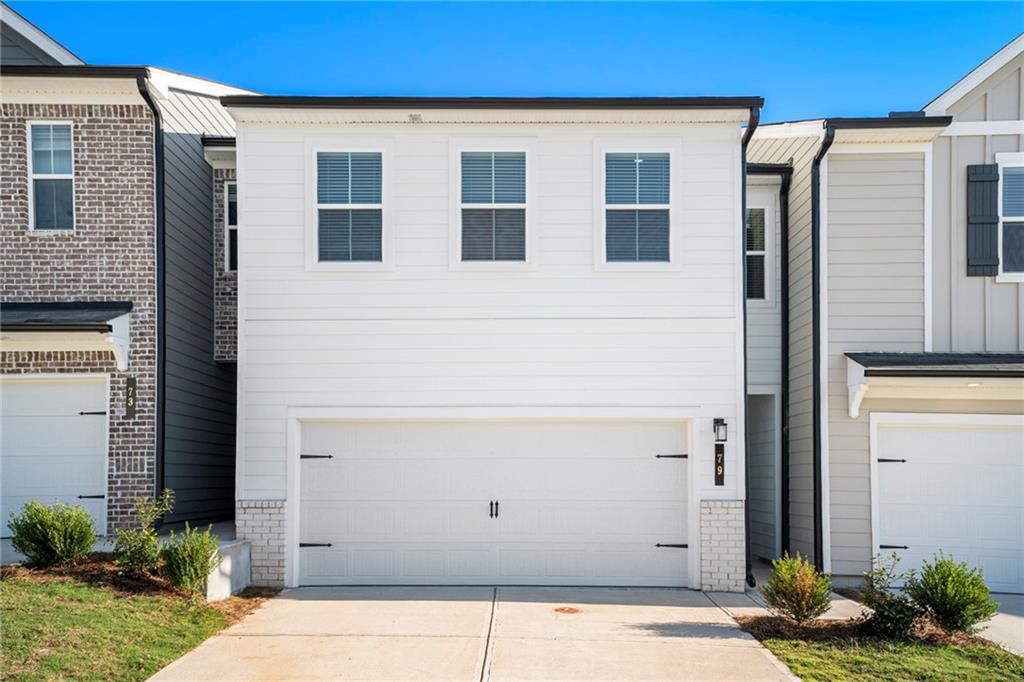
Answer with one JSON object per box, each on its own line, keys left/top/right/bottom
{"left": 984, "top": 594, "right": 1024, "bottom": 655}
{"left": 152, "top": 587, "right": 794, "bottom": 681}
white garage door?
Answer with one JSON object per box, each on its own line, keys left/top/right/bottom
{"left": 1, "top": 377, "right": 108, "bottom": 537}
{"left": 298, "top": 420, "right": 689, "bottom": 586}
{"left": 876, "top": 415, "right": 1024, "bottom": 594}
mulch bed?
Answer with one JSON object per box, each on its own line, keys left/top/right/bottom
{"left": 736, "top": 614, "right": 995, "bottom": 649}
{"left": 1, "top": 553, "right": 279, "bottom": 624}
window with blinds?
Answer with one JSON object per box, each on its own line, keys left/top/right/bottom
{"left": 1002, "top": 165, "right": 1024, "bottom": 273}
{"left": 226, "top": 182, "right": 238, "bottom": 271}
{"left": 746, "top": 208, "right": 767, "bottom": 299}
{"left": 604, "top": 152, "right": 669, "bottom": 262}
{"left": 29, "top": 123, "right": 74, "bottom": 231}
{"left": 316, "top": 152, "right": 383, "bottom": 262}
{"left": 460, "top": 151, "right": 526, "bottom": 261}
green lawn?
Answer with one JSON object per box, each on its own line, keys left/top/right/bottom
{"left": 751, "top": 626, "right": 1024, "bottom": 682}
{"left": 1, "top": 575, "right": 226, "bottom": 681}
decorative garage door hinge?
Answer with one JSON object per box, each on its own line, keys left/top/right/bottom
{"left": 77, "top": 494, "right": 105, "bottom": 499}
{"left": 655, "top": 543, "right": 688, "bottom": 549}
{"left": 655, "top": 453, "right": 688, "bottom": 459}
{"left": 879, "top": 544, "right": 909, "bottom": 550}
{"left": 299, "top": 542, "right": 333, "bottom": 548}
{"left": 877, "top": 458, "right": 907, "bottom": 463}
{"left": 300, "top": 454, "right": 334, "bottom": 459}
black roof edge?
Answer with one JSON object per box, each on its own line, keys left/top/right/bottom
{"left": 824, "top": 115, "right": 952, "bottom": 130}
{"left": 201, "top": 135, "right": 236, "bottom": 147}
{"left": 748, "top": 162, "right": 793, "bottom": 175}
{"left": 846, "top": 351, "right": 1024, "bottom": 366}
{"left": 2, "top": 301, "right": 134, "bottom": 312}
{"left": 3, "top": 323, "right": 112, "bottom": 333}
{"left": 219, "top": 95, "right": 765, "bottom": 110}
{"left": 1, "top": 65, "right": 150, "bottom": 78}
{"left": 864, "top": 368, "right": 1024, "bottom": 378}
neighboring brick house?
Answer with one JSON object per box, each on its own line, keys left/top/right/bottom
{"left": 0, "top": 7, "right": 250, "bottom": 542}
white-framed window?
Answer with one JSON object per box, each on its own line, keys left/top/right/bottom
{"left": 746, "top": 206, "right": 768, "bottom": 300}
{"left": 27, "top": 121, "right": 74, "bottom": 231}
{"left": 225, "top": 181, "right": 238, "bottom": 271}
{"left": 998, "top": 153, "right": 1024, "bottom": 281}
{"left": 460, "top": 151, "right": 526, "bottom": 261}
{"left": 604, "top": 152, "right": 670, "bottom": 262}
{"left": 315, "top": 151, "right": 383, "bottom": 263}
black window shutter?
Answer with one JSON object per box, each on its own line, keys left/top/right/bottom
{"left": 966, "top": 164, "right": 999, "bottom": 276}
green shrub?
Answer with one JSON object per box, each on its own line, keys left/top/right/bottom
{"left": 906, "top": 551, "right": 998, "bottom": 634}
{"left": 9, "top": 501, "right": 97, "bottom": 567}
{"left": 113, "top": 489, "right": 174, "bottom": 574}
{"left": 161, "top": 524, "right": 220, "bottom": 597}
{"left": 760, "top": 552, "right": 833, "bottom": 624}
{"left": 860, "top": 553, "right": 923, "bottom": 639}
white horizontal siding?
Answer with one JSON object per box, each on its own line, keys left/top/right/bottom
{"left": 237, "top": 122, "right": 744, "bottom": 498}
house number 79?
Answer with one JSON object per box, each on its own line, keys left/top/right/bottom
{"left": 714, "top": 443, "right": 724, "bottom": 486}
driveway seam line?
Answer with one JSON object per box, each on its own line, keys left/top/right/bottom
{"left": 479, "top": 587, "right": 497, "bottom": 682}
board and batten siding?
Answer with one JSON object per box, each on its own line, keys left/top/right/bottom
{"left": 746, "top": 181, "right": 783, "bottom": 388}
{"left": 160, "top": 88, "right": 237, "bottom": 523}
{"left": 825, "top": 152, "right": 926, "bottom": 577}
{"left": 932, "top": 52, "right": 1024, "bottom": 352}
{"left": 235, "top": 122, "right": 745, "bottom": 501}
{"left": 748, "top": 133, "right": 820, "bottom": 561}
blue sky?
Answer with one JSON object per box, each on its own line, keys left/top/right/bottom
{"left": 11, "top": 2, "right": 1022, "bottom": 122}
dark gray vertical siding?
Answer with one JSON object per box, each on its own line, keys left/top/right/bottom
{"left": 0, "top": 24, "right": 61, "bottom": 66}
{"left": 160, "top": 88, "right": 236, "bottom": 524}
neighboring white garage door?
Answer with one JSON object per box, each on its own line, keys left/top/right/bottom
{"left": 1, "top": 377, "right": 108, "bottom": 537}
{"left": 875, "top": 414, "right": 1024, "bottom": 594}
{"left": 298, "top": 420, "right": 689, "bottom": 586}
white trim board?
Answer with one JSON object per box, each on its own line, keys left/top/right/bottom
{"left": 748, "top": 384, "right": 784, "bottom": 559}
{"left": 925, "top": 33, "right": 1024, "bottom": 115}
{"left": 0, "top": 3, "right": 82, "bottom": 65}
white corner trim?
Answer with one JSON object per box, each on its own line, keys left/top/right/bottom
{"left": 0, "top": 3, "right": 82, "bottom": 65}
{"left": 924, "top": 146, "right": 933, "bottom": 351}
{"left": 819, "top": 154, "right": 832, "bottom": 574}
{"left": 925, "top": 34, "right": 1024, "bottom": 115}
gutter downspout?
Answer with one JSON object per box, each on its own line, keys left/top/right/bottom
{"left": 810, "top": 123, "right": 835, "bottom": 571}
{"left": 741, "top": 105, "right": 760, "bottom": 588}
{"left": 136, "top": 74, "right": 166, "bottom": 505}
{"left": 777, "top": 169, "right": 792, "bottom": 556}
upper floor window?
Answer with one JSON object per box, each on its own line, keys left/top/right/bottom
{"left": 460, "top": 152, "right": 526, "bottom": 261}
{"left": 746, "top": 207, "right": 767, "bottom": 299}
{"left": 225, "top": 181, "right": 238, "bottom": 271}
{"left": 604, "top": 152, "right": 670, "bottom": 262}
{"left": 1001, "top": 164, "right": 1024, "bottom": 275}
{"left": 316, "top": 152, "right": 383, "bottom": 262}
{"left": 29, "top": 122, "right": 74, "bottom": 231}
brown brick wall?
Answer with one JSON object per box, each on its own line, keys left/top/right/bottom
{"left": 0, "top": 103, "right": 156, "bottom": 532}
{"left": 213, "top": 168, "right": 237, "bottom": 362}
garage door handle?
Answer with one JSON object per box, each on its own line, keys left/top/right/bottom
{"left": 489, "top": 501, "right": 495, "bottom": 518}
{"left": 655, "top": 454, "right": 688, "bottom": 459}
{"left": 77, "top": 494, "right": 105, "bottom": 499}
{"left": 877, "top": 458, "right": 906, "bottom": 463}
{"left": 655, "top": 543, "right": 688, "bottom": 549}
{"left": 494, "top": 500, "right": 499, "bottom": 518}
{"left": 299, "top": 542, "right": 333, "bottom": 548}
{"left": 880, "top": 544, "right": 908, "bottom": 550}
{"left": 79, "top": 411, "right": 107, "bottom": 416}
{"left": 300, "top": 454, "right": 333, "bottom": 460}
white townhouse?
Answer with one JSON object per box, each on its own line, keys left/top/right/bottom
{"left": 221, "top": 96, "right": 763, "bottom": 590}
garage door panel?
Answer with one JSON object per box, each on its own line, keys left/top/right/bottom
{"left": 299, "top": 420, "right": 689, "bottom": 586}
{"left": 1, "top": 378, "right": 108, "bottom": 537}
{"left": 877, "top": 419, "right": 1024, "bottom": 594}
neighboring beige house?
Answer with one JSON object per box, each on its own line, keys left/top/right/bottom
{"left": 747, "top": 34, "right": 1024, "bottom": 593}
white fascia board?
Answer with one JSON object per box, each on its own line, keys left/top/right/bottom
{"left": 0, "top": 75, "right": 145, "bottom": 105}
{"left": 223, "top": 107, "right": 751, "bottom": 126}
{"left": 924, "top": 33, "right": 1024, "bottom": 115}
{"left": 0, "top": 3, "right": 83, "bottom": 65}
{"left": 752, "top": 120, "right": 825, "bottom": 140}
{"left": 146, "top": 67, "right": 256, "bottom": 101}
